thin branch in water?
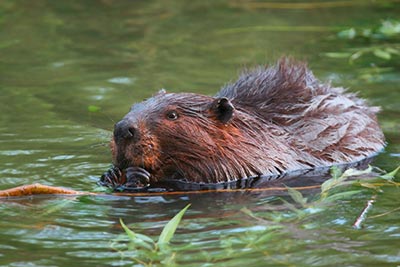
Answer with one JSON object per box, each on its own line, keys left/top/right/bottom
{"left": 352, "top": 195, "right": 377, "bottom": 229}
{"left": 368, "top": 206, "right": 400, "bottom": 219}
{"left": 0, "top": 183, "right": 89, "bottom": 197}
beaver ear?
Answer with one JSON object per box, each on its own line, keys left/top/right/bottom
{"left": 211, "top": 97, "right": 235, "bottom": 124}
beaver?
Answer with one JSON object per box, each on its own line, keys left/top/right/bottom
{"left": 99, "top": 58, "right": 385, "bottom": 192}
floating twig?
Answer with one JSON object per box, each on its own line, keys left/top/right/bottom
{"left": 0, "top": 183, "right": 89, "bottom": 198}
{"left": 352, "top": 195, "right": 377, "bottom": 229}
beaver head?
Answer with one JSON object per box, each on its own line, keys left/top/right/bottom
{"left": 110, "top": 89, "right": 264, "bottom": 184}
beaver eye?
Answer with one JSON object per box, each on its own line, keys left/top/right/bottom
{"left": 166, "top": 110, "right": 179, "bottom": 121}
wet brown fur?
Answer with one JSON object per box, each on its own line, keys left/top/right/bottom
{"left": 110, "top": 58, "right": 385, "bottom": 184}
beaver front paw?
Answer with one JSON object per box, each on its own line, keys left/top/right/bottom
{"left": 98, "top": 166, "right": 123, "bottom": 188}
{"left": 124, "top": 167, "right": 151, "bottom": 190}
{"left": 98, "top": 166, "right": 151, "bottom": 192}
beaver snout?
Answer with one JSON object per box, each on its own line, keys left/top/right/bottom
{"left": 114, "top": 120, "right": 141, "bottom": 143}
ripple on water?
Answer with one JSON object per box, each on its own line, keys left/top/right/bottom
{"left": 0, "top": 150, "right": 45, "bottom": 156}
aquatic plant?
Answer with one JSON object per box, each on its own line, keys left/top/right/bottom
{"left": 325, "top": 20, "right": 400, "bottom": 63}
{"left": 113, "top": 166, "right": 399, "bottom": 266}
{"left": 113, "top": 204, "right": 190, "bottom": 266}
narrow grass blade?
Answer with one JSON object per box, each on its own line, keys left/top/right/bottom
{"left": 120, "top": 219, "right": 154, "bottom": 250}
{"left": 286, "top": 186, "right": 307, "bottom": 207}
{"left": 157, "top": 204, "right": 191, "bottom": 245}
{"left": 120, "top": 218, "right": 136, "bottom": 240}
{"left": 380, "top": 166, "right": 400, "bottom": 181}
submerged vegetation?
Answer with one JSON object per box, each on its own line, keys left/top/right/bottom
{"left": 112, "top": 166, "right": 399, "bottom": 266}
{"left": 324, "top": 19, "right": 400, "bottom": 83}
{"left": 325, "top": 20, "right": 400, "bottom": 63}
{"left": 113, "top": 204, "right": 191, "bottom": 266}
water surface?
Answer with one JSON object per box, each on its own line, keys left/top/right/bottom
{"left": 1, "top": 1, "right": 399, "bottom": 266}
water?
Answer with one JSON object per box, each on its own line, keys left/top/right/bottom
{"left": 1, "top": 1, "right": 399, "bottom": 266}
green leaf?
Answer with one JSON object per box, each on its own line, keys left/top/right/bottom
{"left": 254, "top": 231, "right": 277, "bottom": 245}
{"left": 324, "top": 52, "right": 352, "bottom": 58}
{"left": 380, "top": 166, "right": 400, "bottom": 181}
{"left": 321, "top": 178, "right": 342, "bottom": 195}
{"left": 337, "top": 28, "right": 356, "bottom": 39}
{"left": 286, "top": 187, "right": 307, "bottom": 207}
{"left": 349, "top": 50, "right": 364, "bottom": 63}
{"left": 120, "top": 219, "right": 154, "bottom": 250}
{"left": 157, "top": 204, "right": 190, "bottom": 245}
{"left": 378, "top": 20, "right": 400, "bottom": 37}
{"left": 120, "top": 218, "right": 136, "bottom": 240}
{"left": 322, "top": 166, "right": 373, "bottom": 194}
{"left": 240, "top": 207, "right": 257, "bottom": 219}
{"left": 281, "top": 198, "right": 305, "bottom": 216}
{"left": 321, "top": 166, "right": 343, "bottom": 194}
{"left": 342, "top": 165, "right": 373, "bottom": 178}
{"left": 321, "top": 178, "right": 336, "bottom": 195}
{"left": 320, "top": 190, "right": 361, "bottom": 203}
{"left": 359, "top": 182, "right": 383, "bottom": 192}
{"left": 88, "top": 105, "right": 101, "bottom": 112}
{"left": 135, "top": 233, "right": 156, "bottom": 244}
{"left": 330, "top": 166, "right": 342, "bottom": 179}
{"left": 373, "top": 49, "right": 391, "bottom": 60}
{"left": 385, "top": 47, "right": 400, "bottom": 55}
{"left": 361, "top": 28, "right": 372, "bottom": 38}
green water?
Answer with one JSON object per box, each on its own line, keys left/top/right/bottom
{"left": 1, "top": 1, "right": 399, "bottom": 266}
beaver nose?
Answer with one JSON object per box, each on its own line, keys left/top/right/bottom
{"left": 114, "top": 120, "right": 141, "bottom": 143}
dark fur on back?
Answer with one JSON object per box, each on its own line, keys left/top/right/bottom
{"left": 218, "top": 59, "right": 384, "bottom": 163}
{"left": 109, "top": 58, "right": 385, "bottom": 185}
